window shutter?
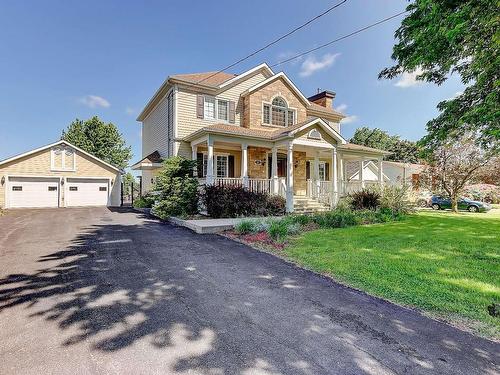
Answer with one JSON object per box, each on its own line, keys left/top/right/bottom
{"left": 325, "top": 162, "right": 330, "bottom": 181}
{"left": 197, "top": 153, "right": 204, "bottom": 176}
{"left": 228, "top": 101, "right": 236, "bottom": 123}
{"left": 306, "top": 161, "right": 310, "bottom": 180}
{"left": 228, "top": 155, "right": 235, "bottom": 177}
{"left": 196, "top": 95, "right": 204, "bottom": 119}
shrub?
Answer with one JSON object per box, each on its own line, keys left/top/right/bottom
{"left": 463, "top": 184, "right": 500, "bottom": 204}
{"left": 151, "top": 157, "right": 199, "bottom": 219}
{"left": 133, "top": 192, "right": 156, "bottom": 208}
{"left": 312, "top": 209, "right": 360, "bottom": 228}
{"left": 349, "top": 188, "right": 380, "bottom": 210}
{"left": 235, "top": 219, "right": 259, "bottom": 234}
{"left": 378, "top": 184, "right": 414, "bottom": 218}
{"left": 202, "top": 185, "right": 285, "bottom": 218}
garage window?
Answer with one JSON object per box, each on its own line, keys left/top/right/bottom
{"left": 48, "top": 186, "right": 57, "bottom": 191}
{"left": 12, "top": 186, "right": 22, "bottom": 191}
{"left": 99, "top": 186, "right": 107, "bottom": 191}
{"left": 69, "top": 186, "right": 78, "bottom": 191}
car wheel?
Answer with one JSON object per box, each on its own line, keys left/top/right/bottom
{"left": 418, "top": 199, "right": 428, "bottom": 208}
{"left": 432, "top": 203, "right": 440, "bottom": 210}
{"left": 468, "top": 205, "right": 479, "bottom": 213}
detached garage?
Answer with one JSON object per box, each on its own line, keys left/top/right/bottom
{"left": 0, "top": 140, "right": 122, "bottom": 209}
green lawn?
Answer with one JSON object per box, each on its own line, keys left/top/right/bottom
{"left": 286, "top": 209, "right": 500, "bottom": 339}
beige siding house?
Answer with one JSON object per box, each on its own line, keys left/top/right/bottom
{"left": 0, "top": 140, "right": 122, "bottom": 209}
{"left": 132, "top": 63, "right": 390, "bottom": 212}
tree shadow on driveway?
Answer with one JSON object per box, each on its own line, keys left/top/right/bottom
{"left": 0, "top": 210, "right": 498, "bottom": 374}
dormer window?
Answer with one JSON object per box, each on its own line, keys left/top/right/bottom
{"left": 263, "top": 96, "right": 295, "bottom": 127}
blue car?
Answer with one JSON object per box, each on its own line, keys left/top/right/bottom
{"left": 430, "top": 195, "right": 492, "bottom": 212}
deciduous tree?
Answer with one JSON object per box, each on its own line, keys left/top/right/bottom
{"left": 380, "top": 0, "right": 499, "bottom": 151}
{"left": 61, "top": 116, "right": 132, "bottom": 169}
{"left": 420, "top": 134, "right": 494, "bottom": 212}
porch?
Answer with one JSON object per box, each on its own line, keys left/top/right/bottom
{"left": 192, "top": 136, "right": 386, "bottom": 213}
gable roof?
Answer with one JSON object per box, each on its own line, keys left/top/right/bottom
{"left": 244, "top": 72, "right": 311, "bottom": 106}
{"left": 130, "top": 151, "right": 164, "bottom": 170}
{"left": 184, "top": 117, "right": 347, "bottom": 144}
{"left": 0, "top": 140, "right": 121, "bottom": 172}
{"left": 170, "top": 71, "right": 237, "bottom": 87}
{"left": 137, "top": 63, "right": 275, "bottom": 122}
{"left": 308, "top": 102, "right": 345, "bottom": 119}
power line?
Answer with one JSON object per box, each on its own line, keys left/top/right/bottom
{"left": 196, "top": 0, "right": 349, "bottom": 85}
{"left": 271, "top": 10, "right": 408, "bottom": 67}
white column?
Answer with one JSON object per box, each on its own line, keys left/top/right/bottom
{"left": 378, "top": 156, "right": 384, "bottom": 188}
{"left": 332, "top": 147, "right": 338, "bottom": 207}
{"left": 313, "top": 153, "right": 320, "bottom": 198}
{"left": 191, "top": 145, "right": 198, "bottom": 177}
{"left": 359, "top": 159, "right": 365, "bottom": 189}
{"left": 241, "top": 143, "right": 248, "bottom": 187}
{"left": 206, "top": 137, "right": 214, "bottom": 184}
{"left": 338, "top": 152, "right": 344, "bottom": 196}
{"left": 271, "top": 146, "right": 278, "bottom": 194}
{"left": 286, "top": 142, "right": 294, "bottom": 213}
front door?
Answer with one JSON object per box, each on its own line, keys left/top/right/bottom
{"left": 268, "top": 155, "right": 287, "bottom": 178}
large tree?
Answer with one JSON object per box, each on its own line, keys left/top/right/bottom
{"left": 420, "top": 134, "right": 494, "bottom": 211}
{"left": 379, "top": 0, "right": 499, "bottom": 151}
{"left": 350, "top": 127, "right": 420, "bottom": 163}
{"left": 62, "top": 116, "right": 132, "bottom": 169}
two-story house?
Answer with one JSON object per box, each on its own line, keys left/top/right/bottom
{"left": 132, "top": 63, "right": 389, "bottom": 212}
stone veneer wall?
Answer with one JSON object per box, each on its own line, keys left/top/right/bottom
{"left": 247, "top": 146, "right": 307, "bottom": 195}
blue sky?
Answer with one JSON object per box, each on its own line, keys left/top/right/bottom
{"left": 0, "top": 0, "right": 464, "bottom": 164}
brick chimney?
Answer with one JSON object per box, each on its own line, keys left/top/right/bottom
{"left": 307, "top": 90, "right": 336, "bottom": 109}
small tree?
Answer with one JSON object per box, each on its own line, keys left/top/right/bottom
{"left": 420, "top": 135, "right": 494, "bottom": 212}
{"left": 62, "top": 116, "right": 132, "bottom": 169}
{"left": 152, "top": 157, "right": 199, "bottom": 219}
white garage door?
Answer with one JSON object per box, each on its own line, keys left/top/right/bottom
{"left": 9, "top": 177, "right": 60, "bottom": 208}
{"left": 66, "top": 178, "right": 110, "bottom": 207}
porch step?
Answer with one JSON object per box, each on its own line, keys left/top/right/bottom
{"left": 293, "top": 196, "right": 330, "bottom": 213}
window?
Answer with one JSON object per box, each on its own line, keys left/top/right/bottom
{"left": 203, "top": 97, "right": 230, "bottom": 122}
{"left": 48, "top": 186, "right": 57, "bottom": 191}
{"left": 203, "top": 154, "right": 208, "bottom": 177}
{"left": 12, "top": 186, "right": 22, "bottom": 191}
{"left": 216, "top": 155, "right": 228, "bottom": 178}
{"left": 308, "top": 129, "right": 322, "bottom": 140}
{"left": 51, "top": 145, "right": 75, "bottom": 171}
{"left": 319, "top": 162, "right": 326, "bottom": 181}
{"left": 99, "top": 186, "right": 107, "bottom": 192}
{"left": 263, "top": 96, "right": 295, "bottom": 127}
{"left": 217, "top": 100, "right": 228, "bottom": 121}
{"left": 69, "top": 186, "right": 78, "bottom": 191}
{"left": 204, "top": 97, "right": 216, "bottom": 119}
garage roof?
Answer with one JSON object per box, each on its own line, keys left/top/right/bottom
{"left": 0, "top": 140, "right": 121, "bottom": 172}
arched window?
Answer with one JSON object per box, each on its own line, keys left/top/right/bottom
{"left": 308, "top": 129, "right": 322, "bottom": 140}
{"left": 263, "top": 96, "right": 295, "bottom": 127}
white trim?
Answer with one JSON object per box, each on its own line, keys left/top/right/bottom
{"left": 244, "top": 72, "right": 311, "bottom": 106}
{"left": 293, "top": 139, "right": 334, "bottom": 149}
{"left": 218, "top": 63, "right": 274, "bottom": 89}
{"left": 0, "top": 140, "right": 121, "bottom": 172}
{"left": 287, "top": 118, "right": 347, "bottom": 144}
{"left": 50, "top": 145, "right": 77, "bottom": 172}
{"left": 173, "top": 84, "right": 179, "bottom": 156}
{"left": 348, "top": 160, "right": 390, "bottom": 182}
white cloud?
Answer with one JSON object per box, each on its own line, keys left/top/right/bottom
{"left": 78, "top": 95, "right": 110, "bottom": 108}
{"left": 125, "top": 107, "right": 136, "bottom": 115}
{"left": 341, "top": 115, "right": 358, "bottom": 124}
{"left": 446, "top": 91, "right": 463, "bottom": 101}
{"left": 299, "top": 53, "right": 340, "bottom": 77}
{"left": 394, "top": 68, "right": 424, "bottom": 88}
{"left": 334, "top": 103, "right": 348, "bottom": 113}
{"left": 334, "top": 103, "right": 357, "bottom": 124}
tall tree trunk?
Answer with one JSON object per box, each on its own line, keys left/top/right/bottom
{"left": 451, "top": 195, "right": 459, "bottom": 213}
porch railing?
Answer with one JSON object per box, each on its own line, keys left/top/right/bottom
{"left": 248, "top": 178, "right": 272, "bottom": 193}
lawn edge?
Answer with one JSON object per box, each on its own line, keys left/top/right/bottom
{"left": 220, "top": 232, "right": 500, "bottom": 343}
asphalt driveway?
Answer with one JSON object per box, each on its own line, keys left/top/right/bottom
{"left": 0, "top": 208, "right": 498, "bottom": 374}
